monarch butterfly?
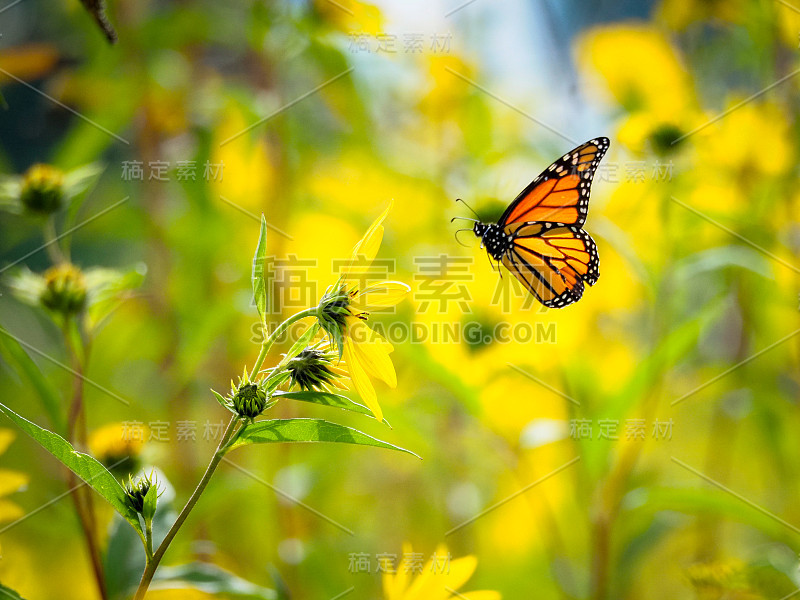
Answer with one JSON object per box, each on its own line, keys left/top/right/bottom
{"left": 456, "top": 137, "right": 609, "bottom": 308}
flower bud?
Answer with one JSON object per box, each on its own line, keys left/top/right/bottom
{"left": 39, "top": 264, "right": 87, "bottom": 315}
{"left": 124, "top": 473, "right": 153, "bottom": 514}
{"left": 20, "top": 164, "right": 65, "bottom": 216}
{"left": 232, "top": 381, "right": 268, "bottom": 419}
{"left": 286, "top": 348, "right": 341, "bottom": 392}
{"left": 316, "top": 284, "right": 354, "bottom": 354}
{"left": 89, "top": 422, "right": 148, "bottom": 478}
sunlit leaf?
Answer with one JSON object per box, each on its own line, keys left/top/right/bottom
{"left": 0, "top": 402, "right": 144, "bottom": 539}
{"left": 252, "top": 216, "right": 268, "bottom": 321}
{"left": 0, "top": 583, "right": 27, "bottom": 599}
{"left": 143, "top": 477, "right": 158, "bottom": 523}
{"left": 675, "top": 245, "right": 773, "bottom": 280}
{"left": 63, "top": 162, "right": 105, "bottom": 229}
{"left": 278, "top": 323, "right": 320, "bottom": 368}
{"left": 227, "top": 418, "right": 419, "bottom": 457}
{"left": 211, "top": 389, "right": 236, "bottom": 414}
{"left": 274, "top": 390, "right": 388, "bottom": 424}
{"left": 626, "top": 485, "right": 800, "bottom": 547}
{"left": 152, "top": 563, "right": 277, "bottom": 599}
{"left": 84, "top": 266, "right": 146, "bottom": 332}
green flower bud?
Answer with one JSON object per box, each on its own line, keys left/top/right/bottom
{"left": 231, "top": 378, "right": 268, "bottom": 419}
{"left": 286, "top": 348, "right": 341, "bottom": 392}
{"left": 316, "top": 284, "right": 354, "bottom": 355}
{"left": 124, "top": 473, "right": 153, "bottom": 514}
{"left": 20, "top": 164, "right": 65, "bottom": 216}
{"left": 39, "top": 264, "right": 87, "bottom": 315}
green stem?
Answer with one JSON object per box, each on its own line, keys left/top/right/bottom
{"left": 249, "top": 307, "right": 318, "bottom": 379}
{"left": 43, "top": 216, "right": 67, "bottom": 265}
{"left": 145, "top": 518, "right": 154, "bottom": 561}
{"left": 61, "top": 316, "right": 107, "bottom": 600}
{"left": 133, "top": 415, "right": 239, "bottom": 600}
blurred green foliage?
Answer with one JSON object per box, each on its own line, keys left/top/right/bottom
{"left": 1, "top": 0, "right": 800, "bottom": 599}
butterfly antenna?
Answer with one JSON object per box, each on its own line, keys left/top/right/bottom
{"left": 455, "top": 198, "right": 481, "bottom": 219}
{"left": 451, "top": 215, "right": 478, "bottom": 224}
{"left": 454, "top": 228, "right": 473, "bottom": 248}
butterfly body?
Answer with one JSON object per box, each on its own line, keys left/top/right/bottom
{"left": 474, "top": 222, "right": 511, "bottom": 261}
{"left": 469, "top": 137, "right": 609, "bottom": 309}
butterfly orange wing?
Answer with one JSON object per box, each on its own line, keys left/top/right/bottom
{"left": 502, "top": 223, "right": 600, "bottom": 308}
{"left": 499, "top": 138, "right": 609, "bottom": 228}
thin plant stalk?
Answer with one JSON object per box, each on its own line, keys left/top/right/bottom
{"left": 250, "top": 307, "right": 318, "bottom": 379}
{"left": 62, "top": 316, "right": 107, "bottom": 600}
{"left": 133, "top": 415, "right": 240, "bottom": 600}
{"left": 43, "top": 217, "right": 66, "bottom": 265}
{"left": 134, "top": 307, "right": 317, "bottom": 598}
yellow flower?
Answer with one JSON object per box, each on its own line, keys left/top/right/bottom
{"left": 578, "top": 24, "right": 703, "bottom": 155}
{"left": 577, "top": 25, "right": 694, "bottom": 120}
{"left": 317, "top": 202, "right": 409, "bottom": 421}
{"left": 88, "top": 422, "right": 149, "bottom": 477}
{"left": 0, "top": 429, "right": 28, "bottom": 524}
{"left": 383, "top": 544, "right": 500, "bottom": 600}
{"left": 776, "top": 2, "right": 800, "bottom": 47}
{"left": 695, "top": 99, "right": 793, "bottom": 177}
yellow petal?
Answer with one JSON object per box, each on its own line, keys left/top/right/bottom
{"left": 351, "top": 281, "right": 410, "bottom": 310}
{"left": 348, "top": 320, "right": 397, "bottom": 387}
{"left": 407, "top": 554, "right": 478, "bottom": 600}
{"left": 0, "top": 498, "right": 24, "bottom": 523}
{"left": 343, "top": 336, "right": 383, "bottom": 421}
{"left": 342, "top": 201, "right": 393, "bottom": 278}
{"left": 0, "top": 470, "right": 28, "bottom": 496}
{"left": 353, "top": 336, "right": 397, "bottom": 388}
{"left": 0, "top": 430, "right": 15, "bottom": 456}
{"left": 356, "top": 200, "right": 392, "bottom": 255}
{"left": 384, "top": 542, "right": 414, "bottom": 600}
{"left": 346, "top": 316, "right": 393, "bottom": 352}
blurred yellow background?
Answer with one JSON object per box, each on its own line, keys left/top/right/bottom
{"left": 1, "top": 0, "right": 800, "bottom": 598}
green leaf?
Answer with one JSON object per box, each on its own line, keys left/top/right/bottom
{"left": 0, "top": 402, "right": 144, "bottom": 539}
{"left": 274, "top": 390, "right": 387, "bottom": 424}
{"left": 267, "top": 565, "right": 290, "bottom": 600}
{"left": 212, "top": 389, "right": 236, "bottom": 414}
{"left": 84, "top": 266, "right": 146, "bottom": 332}
{"left": 0, "top": 90, "right": 8, "bottom": 111}
{"left": 63, "top": 162, "right": 104, "bottom": 226}
{"left": 627, "top": 485, "right": 800, "bottom": 547}
{"left": 227, "top": 418, "right": 419, "bottom": 458}
{"left": 280, "top": 323, "right": 320, "bottom": 368}
{"left": 674, "top": 244, "right": 773, "bottom": 280}
{"left": 142, "top": 477, "right": 158, "bottom": 523}
{"left": 0, "top": 329, "right": 64, "bottom": 433}
{"left": 0, "top": 583, "right": 27, "bottom": 599}
{"left": 152, "top": 563, "right": 277, "bottom": 599}
{"left": 252, "top": 216, "right": 268, "bottom": 321}
{"left": 105, "top": 515, "right": 148, "bottom": 600}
